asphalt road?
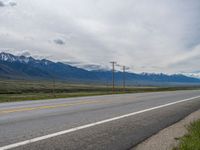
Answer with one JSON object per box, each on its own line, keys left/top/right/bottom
{"left": 0, "top": 90, "right": 200, "bottom": 150}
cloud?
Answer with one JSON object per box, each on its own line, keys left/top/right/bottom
{"left": 0, "top": 1, "right": 5, "bottom": 7}
{"left": 53, "top": 38, "right": 65, "bottom": 45}
{"left": 0, "top": 0, "right": 200, "bottom": 74}
{"left": 9, "top": 2, "right": 17, "bottom": 7}
{"left": 63, "top": 61, "right": 109, "bottom": 71}
{"left": 20, "top": 51, "right": 31, "bottom": 57}
{"left": 0, "top": 0, "right": 17, "bottom": 7}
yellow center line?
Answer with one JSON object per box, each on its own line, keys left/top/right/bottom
{"left": 0, "top": 100, "right": 102, "bottom": 115}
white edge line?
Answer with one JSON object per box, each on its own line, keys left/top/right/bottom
{"left": 1, "top": 95, "right": 200, "bottom": 150}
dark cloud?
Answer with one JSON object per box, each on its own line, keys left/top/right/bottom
{"left": 9, "top": 2, "right": 17, "bottom": 7}
{"left": 53, "top": 38, "right": 65, "bottom": 45}
{"left": 0, "top": 1, "right": 17, "bottom": 7}
{"left": 0, "top": 1, "right": 5, "bottom": 7}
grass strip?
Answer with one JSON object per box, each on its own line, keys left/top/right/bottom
{"left": 0, "top": 79, "right": 200, "bottom": 103}
{"left": 173, "top": 119, "right": 200, "bottom": 150}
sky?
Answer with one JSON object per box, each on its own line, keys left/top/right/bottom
{"left": 0, "top": 0, "right": 200, "bottom": 73}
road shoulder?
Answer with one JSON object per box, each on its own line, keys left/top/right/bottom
{"left": 133, "top": 109, "right": 200, "bottom": 150}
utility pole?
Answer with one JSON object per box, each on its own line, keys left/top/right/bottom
{"left": 110, "top": 61, "right": 116, "bottom": 93}
{"left": 123, "top": 66, "right": 126, "bottom": 92}
{"left": 121, "top": 65, "right": 129, "bottom": 92}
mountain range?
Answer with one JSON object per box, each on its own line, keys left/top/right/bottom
{"left": 0, "top": 52, "right": 200, "bottom": 86}
{"left": 182, "top": 72, "right": 200, "bottom": 79}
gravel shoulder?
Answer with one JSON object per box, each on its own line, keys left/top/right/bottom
{"left": 133, "top": 109, "right": 200, "bottom": 150}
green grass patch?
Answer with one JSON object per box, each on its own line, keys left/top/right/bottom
{"left": 0, "top": 79, "right": 200, "bottom": 103}
{"left": 173, "top": 120, "right": 200, "bottom": 150}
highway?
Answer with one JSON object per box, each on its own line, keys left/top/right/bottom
{"left": 0, "top": 90, "right": 200, "bottom": 150}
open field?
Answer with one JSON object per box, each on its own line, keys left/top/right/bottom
{"left": 0, "top": 79, "right": 200, "bottom": 103}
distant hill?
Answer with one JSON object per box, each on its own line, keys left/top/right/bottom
{"left": 0, "top": 52, "right": 200, "bottom": 86}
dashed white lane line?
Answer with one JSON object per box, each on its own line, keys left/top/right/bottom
{"left": 1, "top": 95, "right": 200, "bottom": 150}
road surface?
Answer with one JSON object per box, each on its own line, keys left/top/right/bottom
{"left": 0, "top": 90, "right": 200, "bottom": 150}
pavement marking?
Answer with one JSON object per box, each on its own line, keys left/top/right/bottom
{"left": 0, "top": 100, "right": 100, "bottom": 115}
{"left": 0, "top": 95, "right": 200, "bottom": 150}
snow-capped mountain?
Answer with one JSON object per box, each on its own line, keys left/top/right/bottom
{"left": 0, "top": 52, "right": 34, "bottom": 63}
{"left": 182, "top": 72, "right": 200, "bottom": 79}
{"left": 0, "top": 52, "right": 200, "bottom": 85}
{"left": 0, "top": 52, "right": 97, "bottom": 81}
{"left": 0, "top": 52, "right": 53, "bottom": 65}
{"left": 0, "top": 52, "right": 18, "bottom": 62}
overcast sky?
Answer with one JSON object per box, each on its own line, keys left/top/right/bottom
{"left": 0, "top": 0, "right": 200, "bottom": 73}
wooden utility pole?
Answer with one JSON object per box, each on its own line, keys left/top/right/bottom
{"left": 110, "top": 61, "right": 116, "bottom": 93}
{"left": 123, "top": 66, "right": 126, "bottom": 92}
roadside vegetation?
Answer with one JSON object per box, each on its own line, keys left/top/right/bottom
{"left": 173, "top": 119, "right": 200, "bottom": 150}
{"left": 0, "top": 79, "right": 200, "bottom": 103}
